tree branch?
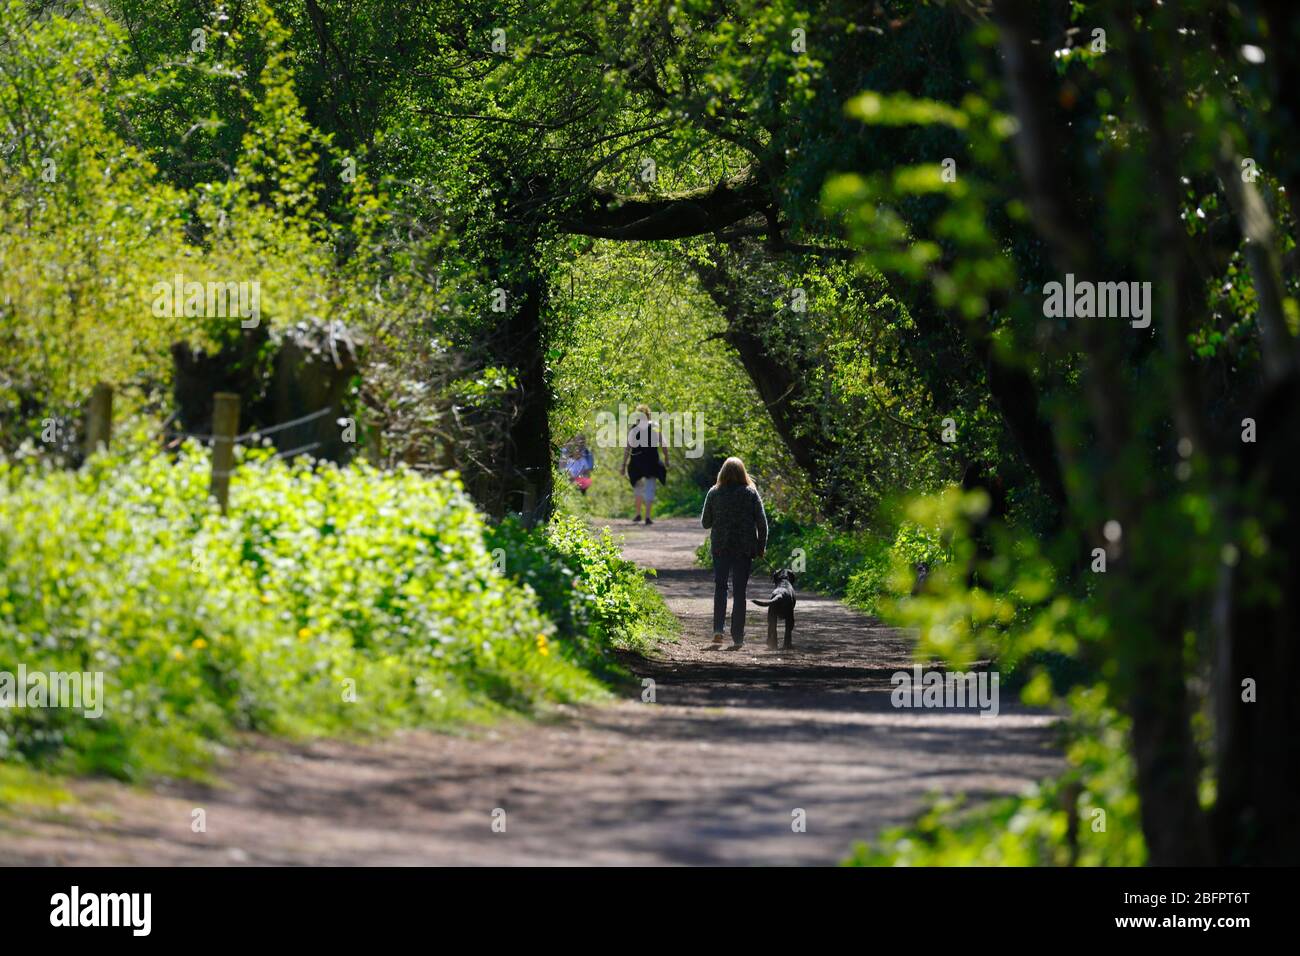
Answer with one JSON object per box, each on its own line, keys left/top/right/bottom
{"left": 561, "top": 174, "right": 768, "bottom": 240}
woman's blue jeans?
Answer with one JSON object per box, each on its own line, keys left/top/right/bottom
{"left": 712, "top": 551, "right": 753, "bottom": 644}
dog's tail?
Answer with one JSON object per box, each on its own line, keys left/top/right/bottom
{"left": 751, "top": 596, "right": 776, "bottom": 607}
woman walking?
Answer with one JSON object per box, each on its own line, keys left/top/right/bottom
{"left": 700, "top": 456, "right": 767, "bottom": 650}
{"left": 620, "top": 404, "right": 669, "bottom": 524}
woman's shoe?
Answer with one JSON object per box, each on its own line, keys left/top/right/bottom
{"left": 724, "top": 641, "right": 744, "bottom": 652}
{"left": 633, "top": 514, "right": 642, "bottom": 523}
{"left": 711, "top": 632, "right": 726, "bottom": 644}
{"left": 645, "top": 517, "right": 654, "bottom": 526}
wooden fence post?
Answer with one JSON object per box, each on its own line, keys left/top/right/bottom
{"left": 83, "top": 383, "right": 113, "bottom": 458}
{"left": 210, "top": 392, "right": 240, "bottom": 513}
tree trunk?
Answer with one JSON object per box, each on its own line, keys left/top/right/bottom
{"left": 1127, "top": 619, "right": 1215, "bottom": 865}
{"left": 503, "top": 266, "right": 554, "bottom": 522}
{"left": 691, "top": 256, "right": 860, "bottom": 522}
{"left": 990, "top": 0, "right": 1214, "bottom": 864}
{"left": 1214, "top": 376, "right": 1300, "bottom": 864}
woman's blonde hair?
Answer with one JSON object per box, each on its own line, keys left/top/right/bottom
{"left": 714, "top": 456, "right": 754, "bottom": 489}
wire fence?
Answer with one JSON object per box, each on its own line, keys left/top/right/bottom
{"left": 166, "top": 403, "right": 336, "bottom": 447}
{"left": 120, "top": 392, "right": 343, "bottom": 508}
{"left": 74, "top": 383, "right": 542, "bottom": 521}
{"left": 174, "top": 403, "right": 335, "bottom": 481}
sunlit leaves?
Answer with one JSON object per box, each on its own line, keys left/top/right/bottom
{"left": 0, "top": 444, "right": 608, "bottom": 778}
{"left": 845, "top": 92, "right": 969, "bottom": 129}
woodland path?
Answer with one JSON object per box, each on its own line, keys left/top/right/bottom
{"left": 0, "top": 517, "right": 1060, "bottom": 865}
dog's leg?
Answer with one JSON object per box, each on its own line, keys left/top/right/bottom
{"left": 766, "top": 609, "right": 778, "bottom": 649}
{"left": 783, "top": 609, "right": 794, "bottom": 649}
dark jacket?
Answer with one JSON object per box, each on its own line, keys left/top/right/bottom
{"left": 701, "top": 484, "right": 768, "bottom": 557}
{"left": 627, "top": 423, "right": 667, "bottom": 488}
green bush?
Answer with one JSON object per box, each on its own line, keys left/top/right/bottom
{"left": 649, "top": 474, "right": 709, "bottom": 518}
{"left": 485, "top": 512, "right": 677, "bottom": 675}
{"left": 0, "top": 442, "right": 609, "bottom": 780}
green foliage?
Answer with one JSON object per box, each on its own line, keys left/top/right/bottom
{"left": 883, "top": 488, "right": 1087, "bottom": 686}
{"left": 648, "top": 475, "right": 710, "bottom": 518}
{"left": 0, "top": 1, "right": 466, "bottom": 463}
{"left": 484, "top": 511, "right": 678, "bottom": 675}
{"left": 0, "top": 4, "right": 192, "bottom": 427}
{"left": 0, "top": 442, "right": 610, "bottom": 780}
{"left": 549, "top": 240, "right": 799, "bottom": 511}
{"left": 0, "top": 763, "right": 75, "bottom": 812}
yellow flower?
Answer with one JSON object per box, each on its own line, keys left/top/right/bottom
{"left": 192, "top": 638, "right": 208, "bottom": 650}
{"left": 298, "top": 627, "right": 312, "bottom": 641}
{"left": 536, "top": 633, "right": 549, "bottom": 656}
{"left": 170, "top": 647, "right": 184, "bottom": 661}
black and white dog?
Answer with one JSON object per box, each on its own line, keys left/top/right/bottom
{"left": 752, "top": 568, "right": 797, "bottom": 650}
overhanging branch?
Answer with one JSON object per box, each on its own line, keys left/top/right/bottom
{"left": 561, "top": 175, "right": 768, "bottom": 241}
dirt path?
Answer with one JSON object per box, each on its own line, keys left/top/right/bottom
{"left": 1, "top": 517, "right": 1060, "bottom": 866}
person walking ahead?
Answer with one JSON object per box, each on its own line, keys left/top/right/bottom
{"left": 700, "top": 456, "right": 768, "bottom": 650}
{"left": 621, "top": 404, "right": 669, "bottom": 524}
